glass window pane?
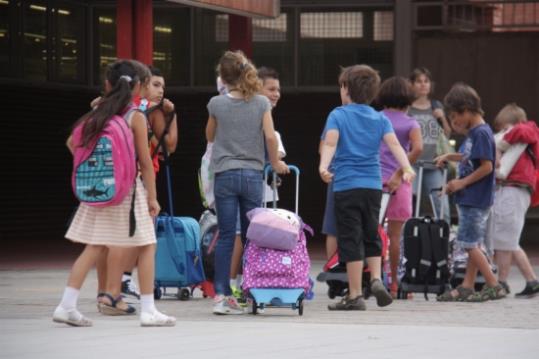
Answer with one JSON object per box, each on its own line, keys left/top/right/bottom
{"left": 93, "top": 8, "right": 116, "bottom": 85}
{"left": 194, "top": 9, "right": 227, "bottom": 86}
{"left": 0, "top": 0, "right": 10, "bottom": 76}
{"left": 374, "top": 11, "right": 393, "bottom": 41}
{"left": 299, "top": 9, "right": 393, "bottom": 86}
{"left": 300, "top": 12, "right": 363, "bottom": 39}
{"left": 55, "top": 3, "right": 84, "bottom": 82}
{"left": 23, "top": 2, "right": 48, "bottom": 81}
{"left": 153, "top": 7, "right": 190, "bottom": 86}
{"left": 252, "top": 11, "right": 293, "bottom": 86}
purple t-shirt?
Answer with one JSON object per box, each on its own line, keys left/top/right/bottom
{"left": 379, "top": 110, "right": 420, "bottom": 181}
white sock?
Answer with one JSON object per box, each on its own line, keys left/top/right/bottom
{"left": 122, "top": 274, "right": 131, "bottom": 282}
{"left": 140, "top": 294, "right": 156, "bottom": 314}
{"left": 59, "top": 287, "right": 79, "bottom": 310}
{"left": 230, "top": 278, "right": 237, "bottom": 288}
{"left": 236, "top": 274, "right": 243, "bottom": 287}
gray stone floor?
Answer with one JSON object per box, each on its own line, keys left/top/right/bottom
{"left": 1, "top": 262, "right": 538, "bottom": 359}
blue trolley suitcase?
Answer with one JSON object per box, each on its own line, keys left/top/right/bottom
{"left": 154, "top": 150, "right": 205, "bottom": 300}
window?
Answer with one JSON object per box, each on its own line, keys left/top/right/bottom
{"left": 93, "top": 8, "right": 116, "bottom": 85}
{"left": 194, "top": 9, "right": 228, "bottom": 86}
{"left": 213, "top": 13, "right": 292, "bottom": 85}
{"left": 300, "top": 12, "right": 363, "bottom": 39}
{"left": 54, "top": 3, "right": 84, "bottom": 82}
{"left": 23, "top": 2, "right": 48, "bottom": 81}
{"left": 153, "top": 7, "right": 190, "bottom": 86}
{"left": 299, "top": 9, "right": 393, "bottom": 86}
{"left": 252, "top": 11, "right": 292, "bottom": 86}
{"left": 374, "top": 11, "right": 393, "bottom": 41}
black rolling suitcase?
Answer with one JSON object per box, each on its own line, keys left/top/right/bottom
{"left": 399, "top": 161, "right": 450, "bottom": 300}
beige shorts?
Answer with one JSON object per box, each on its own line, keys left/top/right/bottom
{"left": 486, "top": 186, "right": 530, "bottom": 252}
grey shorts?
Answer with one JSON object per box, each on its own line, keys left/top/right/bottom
{"left": 487, "top": 186, "right": 530, "bottom": 252}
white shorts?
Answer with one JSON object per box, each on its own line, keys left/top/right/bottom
{"left": 486, "top": 185, "right": 530, "bottom": 252}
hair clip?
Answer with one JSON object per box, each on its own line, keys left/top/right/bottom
{"left": 119, "top": 75, "right": 132, "bottom": 82}
{"left": 239, "top": 62, "right": 247, "bottom": 71}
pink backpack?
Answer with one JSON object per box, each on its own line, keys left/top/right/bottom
{"left": 71, "top": 108, "right": 137, "bottom": 207}
{"left": 242, "top": 224, "right": 312, "bottom": 294}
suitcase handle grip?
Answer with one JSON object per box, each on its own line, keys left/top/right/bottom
{"left": 264, "top": 164, "right": 300, "bottom": 214}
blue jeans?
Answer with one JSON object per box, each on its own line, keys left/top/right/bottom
{"left": 214, "top": 169, "right": 263, "bottom": 296}
{"left": 412, "top": 166, "right": 451, "bottom": 225}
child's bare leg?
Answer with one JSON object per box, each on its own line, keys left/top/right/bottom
{"left": 365, "top": 256, "right": 382, "bottom": 280}
{"left": 346, "top": 260, "right": 364, "bottom": 298}
{"left": 513, "top": 248, "right": 538, "bottom": 282}
{"left": 494, "top": 250, "right": 513, "bottom": 283}
{"left": 137, "top": 244, "right": 156, "bottom": 295}
{"left": 67, "top": 245, "right": 106, "bottom": 289}
{"left": 468, "top": 247, "right": 498, "bottom": 287}
{"left": 95, "top": 248, "right": 108, "bottom": 294}
{"left": 325, "top": 235, "right": 337, "bottom": 259}
{"left": 460, "top": 254, "right": 478, "bottom": 289}
{"left": 105, "top": 247, "right": 127, "bottom": 299}
{"left": 122, "top": 248, "right": 139, "bottom": 275}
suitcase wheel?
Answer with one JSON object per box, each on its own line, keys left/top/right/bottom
{"left": 177, "top": 288, "right": 190, "bottom": 301}
{"left": 154, "top": 287, "right": 162, "bottom": 300}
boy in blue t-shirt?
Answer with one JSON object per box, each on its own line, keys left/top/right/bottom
{"left": 319, "top": 65, "right": 416, "bottom": 311}
{"left": 435, "top": 83, "right": 506, "bottom": 302}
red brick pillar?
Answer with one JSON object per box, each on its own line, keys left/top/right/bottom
{"left": 229, "top": 14, "right": 252, "bottom": 58}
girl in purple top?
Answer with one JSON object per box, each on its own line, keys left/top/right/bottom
{"left": 377, "top": 77, "right": 423, "bottom": 298}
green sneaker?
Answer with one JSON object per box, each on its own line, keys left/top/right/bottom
{"left": 230, "top": 285, "right": 247, "bottom": 307}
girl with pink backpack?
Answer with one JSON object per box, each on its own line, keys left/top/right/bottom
{"left": 52, "top": 60, "right": 175, "bottom": 327}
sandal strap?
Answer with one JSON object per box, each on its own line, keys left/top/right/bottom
{"left": 100, "top": 293, "right": 117, "bottom": 306}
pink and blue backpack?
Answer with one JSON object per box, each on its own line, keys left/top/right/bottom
{"left": 71, "top": 107, "right": 137, "bottom": 207}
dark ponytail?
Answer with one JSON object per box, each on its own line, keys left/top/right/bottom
{"left": 76, "top": 60, "right": 139, "bottom": 147}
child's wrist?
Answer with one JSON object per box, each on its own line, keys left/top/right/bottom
{"left": 402, "top": 166, "right": 415, "bottom": 175}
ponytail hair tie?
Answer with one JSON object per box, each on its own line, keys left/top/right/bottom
{"left": 239, "top": 62, "right": 247, "bottom": 71}
{"left": 119, "top": 75, "right": 132, "bottom": 83}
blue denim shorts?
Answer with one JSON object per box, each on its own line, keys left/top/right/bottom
{"left": 457, "top": 205, "right": 491, "bottom": 249}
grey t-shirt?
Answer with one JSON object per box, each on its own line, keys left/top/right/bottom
{"left": 408, "top": 100, "right": 443, "bottom": 163}
{"left": 208, "top": 94, "right": 271, "bottom": 173}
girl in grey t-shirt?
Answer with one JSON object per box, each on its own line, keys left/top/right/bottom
{"left": 205, "top": 51, "right": 288, "bottom": 315}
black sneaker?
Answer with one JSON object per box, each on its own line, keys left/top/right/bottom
{"left": 328, "top": 295, "right": 366, "bottom": 311}
{"left": 499, "top": 281, "right": 510, "bottom": 295}
{"left": 121, "top": 278, "right": 141, "bottom": 300}
{"left": 370, "top": 279, "right": 393, "bottom": 307}
{"left": 515, "top": 282, "right": 539, "bottom": 298}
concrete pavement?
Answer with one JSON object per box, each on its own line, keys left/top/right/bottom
{"left": 1, "top": 262, "right": 538, "bottom": 359}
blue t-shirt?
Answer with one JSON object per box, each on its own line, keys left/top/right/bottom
{"left": 456, "top": 124, "right": 496, "bottom": 209}
{"left": 324, "top": 104, "right": 394, "bottom": 192}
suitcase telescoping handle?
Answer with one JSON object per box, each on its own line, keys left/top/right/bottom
{"left": 263, "top": 164, "right": 300, "bottom": 214}
{"left": 414, "top": 160, "right": 448, "bottom": 218}
{"left": 379, "top": 191, "right": 391, "bottom": 225}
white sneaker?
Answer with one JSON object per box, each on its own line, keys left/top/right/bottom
{"left": 213, "top": 295, "right": 245, "bottom": 315}
{"left": 52, "top": 306, "right": 92, "bottom": 327}
{"left": 121, "top": 278, "right": 141, "bottom": 300}
{"left": 140, "top": 310, "right": 176, "bottom": 327}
